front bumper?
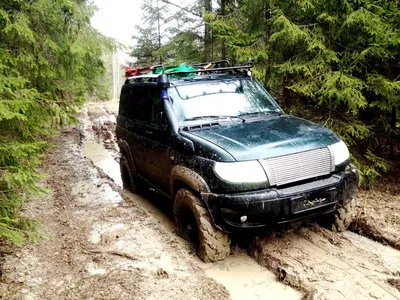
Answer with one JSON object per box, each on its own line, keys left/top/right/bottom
{"left": 202, "top": 166, "right": 358, "bottom": 233}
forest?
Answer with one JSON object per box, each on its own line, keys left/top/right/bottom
{"left": 0, "top": 0, "right": 113, "bottom": 244}
{"left": 132, "top": 0, "right": 400, "bottom": 184}
{"left": 1, "top": 0, "right": 399, "bottom": 245}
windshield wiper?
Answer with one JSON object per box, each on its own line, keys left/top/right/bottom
{"left": 184, "top": 115, "right": 245, "bottom": 123}
{"left": 238, "top": 110, "right": 283, "bottom": 118}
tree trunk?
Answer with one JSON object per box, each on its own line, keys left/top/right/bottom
{"left": 390, "top": 106, "right": 396, "bottom": 160}
{"left": 157, "top": 0, "right": 162, "bottom": 64}
{"left": 204, "top": 0, "right": 212, "bottom": 61}
{"left": 221, "top": 0, "right": 226, "bottom": 59}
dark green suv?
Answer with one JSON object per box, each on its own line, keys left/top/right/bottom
{"left": 116, "top": 61, "right": 358, "bottom": 262}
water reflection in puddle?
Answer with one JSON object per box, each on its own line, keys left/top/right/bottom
{"left": 82, "top": 140, "right": 122, "bottom": 187}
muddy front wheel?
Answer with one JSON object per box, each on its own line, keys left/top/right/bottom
{"left": 174, "top": 188, "right": 230, "bottom": 262}
{"left": 321, "top": 201, "right": 355, "bottom": 232}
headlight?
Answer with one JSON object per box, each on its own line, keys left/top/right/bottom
{"left": 329, "top": 141, "right": 350, "bottom": 166}
{"left": 214, "top": 161, "right": 268, "bottom": 183}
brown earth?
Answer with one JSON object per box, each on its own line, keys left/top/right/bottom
{"left": 351, "top": 178, "right": 400, "bottom": 250}
{"left": 249, "top": 223, "right": 400, "bottom": 299}
{"left": 0, "top": 122, "right": 229, "bottom": 299}
{"left": 1, "top": 101, "right": 400, "bottom": 300}
{"left": 0, "top": 102, "right": 300, "bottom": 300}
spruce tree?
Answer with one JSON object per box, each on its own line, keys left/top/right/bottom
{"left": 0, "top": 0, "right": 114, "bottom": 244}
{"left": 131, "top": 0, "right": 204, "bottom": 65}
{"left": 210, "top": 0, "right": 400, "bottom": 184}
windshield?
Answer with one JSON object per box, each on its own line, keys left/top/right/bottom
{"left": 168, "top": 79, "right": 282, "bottom": 126}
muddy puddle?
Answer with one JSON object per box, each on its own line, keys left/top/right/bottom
{"left": 199, "top": 253, "right": 302, "bottom": 300}
{"left": 81, "top": 137, "right": 303, "bottom": 299}
{"left": 82, "top": 140, "right": 122, "bottom": 187}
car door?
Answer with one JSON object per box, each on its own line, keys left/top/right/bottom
{"left": 130, "top": 84, "right": 173, "bottom": 193}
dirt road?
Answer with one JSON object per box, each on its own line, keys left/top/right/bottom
{"left": 1, "top": 101, "right": 399, "bottom": 300}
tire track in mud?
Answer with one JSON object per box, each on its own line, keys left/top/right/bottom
{"left": 2, "top": 112, "right": 230, "bottom": 300}
{"left": 248, "top": 225, "right": 400, "bottom": 299}
{"left": 84, "top": 101, "right": 400, "bottom": 300}
{"left": 82, "top": 102, "right": 303, "bottom": 300}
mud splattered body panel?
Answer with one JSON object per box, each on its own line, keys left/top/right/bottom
{"left": 116, "top": 75, "right": 358, "bottom": 232}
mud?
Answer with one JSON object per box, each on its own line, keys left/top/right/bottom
{"left": 388, "top": 278, "right": 400, "bottom": 292}
{"left": 351, "top": 188, "right": 400, "bottom": 250}
{"left": 88, "top": 101, "right": 400, "bottom": 300}
{"left": 0, "top": 102, "right": 301, "bottom": 299}
{"left": 249, "top": 225, "right": 400, "bottom": 299}
{"left": 1, "top": 115, "right": 229, "bottom": 299}
{"left": 2, "top": 100, "right": 400, "bottom": 300}
{"left": 82, "top": 101, "right": 400, "bottom": 300}
{"left": 198, "top": 248, "right": 301, "bottom": 300}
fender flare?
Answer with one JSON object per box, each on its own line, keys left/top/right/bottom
{"left": 169, "top": 165, "right": 210, "bottom": 196}
{"left": 170, "top": 166, "right": 224, "bottom": 231}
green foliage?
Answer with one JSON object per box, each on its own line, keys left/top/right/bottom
{"left": 208, "top": 0, "right": 400, "bottom": 185}
{"left": 0, "top": 0, "right": 114, "bottom": 244}
{"left": 131, "top": 0, "right": 204, "bottom": 65}
{"left": 131, "top": 0, "right": 400, "bottom": 185}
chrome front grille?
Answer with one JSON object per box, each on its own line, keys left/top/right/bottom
{"left": 260, "top": 148, "right": 333, "bottom": 186}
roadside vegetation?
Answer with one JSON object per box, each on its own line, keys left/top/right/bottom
{"left": 133, "top": 0, "right": 400, "bottom": 185}
{"left": 0, "top": 0, "right": 114, "bottom": 244}
{"left": 1, "top": 0, "right": 399, "bottom": 248}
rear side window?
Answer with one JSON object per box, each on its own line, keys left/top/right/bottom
{"left": 129, "top": 85, "right": 151, "bottom": 122}
{"left": 150, "top": 88, "right": 163, "bottom": 124}
{"left": 122, "top": 84, "right": 163, "bottom": 125}
{"left": 119, "top": 85, "right": 130, "bottom": 117}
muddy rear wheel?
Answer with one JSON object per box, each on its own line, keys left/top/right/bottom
{"left": 120, "top": 156, "right": 139, "bottom": 193}
{"left": 174, "top": 188, "right": 230, "bottom": 262}
{"left": 321, "top": 201, "right": 354, "bottom": 232}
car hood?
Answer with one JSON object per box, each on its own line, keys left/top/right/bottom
{"left": 185, "top": 115, "right": 340, "bottom": 161}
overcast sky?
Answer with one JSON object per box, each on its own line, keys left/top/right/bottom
{"left": 91, "top": 0, "right": 143, "bottom": 48}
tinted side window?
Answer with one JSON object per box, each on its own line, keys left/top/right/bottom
{"left": 150, "top": 88, "right": 163, "bottom": 125}
{"left": 128, "top": 85, "right": 152, "bottom": 122}
{"left": 119, "top": 84, "right": 130, "bottom": 117}
{"left": 124, "top": 84, "right": 164, "bottom": 125}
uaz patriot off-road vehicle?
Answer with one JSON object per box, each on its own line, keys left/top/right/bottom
{"left": 116, "top": 60, "right": 358, "bottom": 262}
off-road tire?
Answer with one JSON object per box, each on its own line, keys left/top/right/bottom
{"left": 324, "top": 201, "right": 355, "bottom": 232}
{"left": 174, "top": 188, "right": 230, "bottom": 262}
{"left": 120, "top": 156, "right": 139, "bottom": 193}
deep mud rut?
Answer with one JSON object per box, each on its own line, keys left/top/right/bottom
{"left": 1, "top": 101, "right": 399, "bottom": 300}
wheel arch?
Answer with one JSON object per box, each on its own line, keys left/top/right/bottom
{"left": 170, "top": 166, "right": 210, "bottom": 198}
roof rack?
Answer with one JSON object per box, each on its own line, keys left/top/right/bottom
{"left": 126, "top": 74, "right": 159, "bottom": 80}
{"left": 165, "top": 64, "right": 253, "bottom": 76}
{"left": 191, "top": 60, "right": 231, "bottom": 68}
{"left": 125, "top": 59, "right": 255, "bottom": 85}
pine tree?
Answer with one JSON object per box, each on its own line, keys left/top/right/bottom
{"left": 0, "top": 0, "right": 114, "bottom": 244}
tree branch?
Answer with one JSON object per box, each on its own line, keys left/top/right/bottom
{"left": 161, "top": 0, "right": 202, "bottom": 18}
